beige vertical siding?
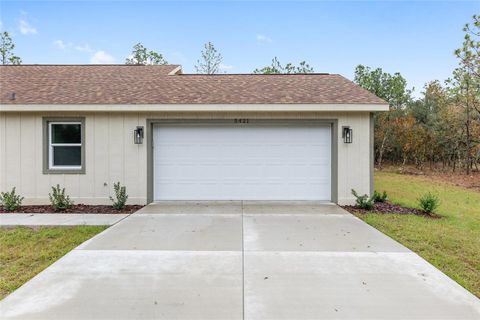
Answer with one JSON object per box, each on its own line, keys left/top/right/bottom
{"left": 0, "top": 112, "right": 146, "bottom": 205}
{"left": 336, "top": 112, "right": 371, "bottom": 204}
{"left": 0, "top": 111, "right": 372, "bottom": 205}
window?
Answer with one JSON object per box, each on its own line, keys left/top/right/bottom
{"left": 43, "top": 118, "right": 85, "bottom": 173}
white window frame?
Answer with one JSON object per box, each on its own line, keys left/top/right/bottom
{"left": 48, "top": 121, "right": 82, "bottom": 170}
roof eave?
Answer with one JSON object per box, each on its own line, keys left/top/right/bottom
{"left": 0, "top": 103, "right": 390, "bottom": 112}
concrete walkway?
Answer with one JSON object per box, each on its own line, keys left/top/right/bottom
{"left": 1, "top": 201, "right": 479, "bottom": 319}
{"left": 0, "top": 213, "right": 129, "bottom": 226}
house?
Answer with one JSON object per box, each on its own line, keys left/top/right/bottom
{"left": 0, "top": 65, "right": 388, "bottom": 205}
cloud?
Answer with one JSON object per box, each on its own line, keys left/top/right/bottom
{"left": 74, "top": 44, "right": 94, "bottom": 53}
{"left": 90, "top": 50, "right": 115, "bottom": 64}
{"left": 53, "top": 40, "right": 72, "bottom": 50}
{"left": 54, "top": 40, "right": 94, "bottom": 53}
{"left": 19, "top": 19, "right": 37, "bottom": 35}
{"left": 54, "top": 41, "right": 112, "bottom": 64}
{"left": 256, "top": 34, "right": 272, "bottom": 44}
{"left": 219, "top": 63, "right": 234, "bottom": 72}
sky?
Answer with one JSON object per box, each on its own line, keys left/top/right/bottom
{"left": 0, "top": 1, "right": 478, "bottom": 96}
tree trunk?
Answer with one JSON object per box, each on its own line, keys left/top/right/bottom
{"left": 465, "top": 80, "right": 472, "bottom": 175}
{"left": 378, "top": 134, "right": 388, "bottom": 169}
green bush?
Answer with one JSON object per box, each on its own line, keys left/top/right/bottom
{"left": 0, "top": 187, "right": 24, "bottom": 211}
{"left": 351, "top": 189, "right": 374, "bottom": 210}
{"left": 372, "top": 190, "right": 388, "bottom": 203}
{"left": 109, "top": 182, "right": 128, "bottom": 210}
{"left": 49, "top": 185, "right": 73, "bottom": 211}
{"left": 418, "top": 192, "right": 440, "bottom": 213}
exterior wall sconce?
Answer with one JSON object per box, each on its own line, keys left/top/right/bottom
{"left": 134, "top": 126, "right": 144, "bottom": 144}
{"left": 342, "top": 126, "right": 353, "bottom": 144}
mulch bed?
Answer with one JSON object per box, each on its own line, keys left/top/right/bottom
{"left": 342, "top": 202, "right": 441, "bottom": 219}
{"left": 0, "top": 204, "right": 144, "bottom": 214}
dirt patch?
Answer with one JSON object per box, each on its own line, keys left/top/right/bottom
{"left": 342, "top": 202, "right": 441, "bottom": 219}
{"left": 380, "top": 165, "right": 480, "bottom": 192}
{"left": 426, "top": 173, "right": 480, "bottom": 192}
{"left": 0, "top": 204, "right": 144, "bottom": 214}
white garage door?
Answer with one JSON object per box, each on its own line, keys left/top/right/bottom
{"left": 153, "top": 123, "right": 331, "bottom": 201}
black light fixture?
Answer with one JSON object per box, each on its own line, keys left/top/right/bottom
{"left": 342, "top": 126, "right": 353, "bottom": 143}
{"left": 134, "top": 126, "right": 144, "bottom": 144}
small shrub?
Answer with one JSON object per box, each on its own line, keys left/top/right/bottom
{"left": 49, "top": 184, "right": 73, "bottom": 211}
{"left": 0, "top": 187, "right": 24, "bottom": 211}
{"left": 418, "top": 192, "right": 440, "bottom": 213}
{"left": 351, "top": 189, "right": 374, "bottom": 210}
{"left": 372, "top": 190, "right": 388, "bottom": 203}
{"left": 110, "top": 182, "right": 128, "bottom": 210}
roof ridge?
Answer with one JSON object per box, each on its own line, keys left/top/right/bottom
{"left": 0, "top": 66, "right": 329, "bottom": 75}
{"left": 178, "top": 73, "right": 331, "bottom": 76}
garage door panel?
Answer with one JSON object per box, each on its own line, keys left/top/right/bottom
{"left": 153, "top": 124, "right": 331, "bottom": 201}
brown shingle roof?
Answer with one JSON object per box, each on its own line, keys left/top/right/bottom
{"left": 0, "top": 65, "right": 386, "bottom": 105}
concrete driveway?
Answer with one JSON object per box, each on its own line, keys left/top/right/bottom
{"left": 1, "top": 202, "right": 479, "bottom": 319}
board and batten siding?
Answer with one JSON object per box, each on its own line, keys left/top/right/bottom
{"left": 0, "top": 112, "right": 146, "bottom": 205}
{"left": 0, "top": 111, "right": 372, "bottom": 205}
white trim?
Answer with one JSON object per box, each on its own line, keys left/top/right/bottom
{"left": 152, "top": 123, "right": 332, "bottom": 201}
{"left": 0, "top": 103, "right": 390, "bottom": 112}
{"left": 48, "top": 121, "right": 82, "bottom": 170}
{"left": 167, "top": 66, "right": 183, "bottom": 75}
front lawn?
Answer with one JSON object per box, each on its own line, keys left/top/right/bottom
{"left": 0, "top": 226, "right": 107, "bottom": 300}
{"left": 356, "top": 171, "right": 480, "bottom": 298}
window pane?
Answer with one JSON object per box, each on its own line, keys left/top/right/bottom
{"left": 52, "top": 124, "right": 81, "bottom": 143}
{"left": 53, "top": 146, "right": 81, "bottom": 166}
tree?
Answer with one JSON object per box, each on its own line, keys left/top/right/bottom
{"left": 125, "top": 43, "right": 168, "bottom": 65}
{"left": 349, "top": 15, "right": 480, "bottom": 173}
{"left": 453, "top": 15, "right": 480, "bottom": 173}
{"left": 447, "top": 68, "right": 480, "bottom": 174}
{"left": 435, "top": 102, "right": 465, "bottom": 171}
{"left": 455, "top": 15, "right": 480, "bottom": 81}
{"left": 409, "top": 82, "right": 451, "bottom": 169}
{"left": 354, "top": 65, "right": 412, "bottom": 109}
{"left": 391, "top": 115, "right": 431, "bottom": 168}
{"left": 195, "top": 42, "right": 222, "bottom": 74}
{"left": 0, "top": 32, "right": 22, "bottom": 65}
{"left": 253, "top": 57, "right": 314, "bottom": 74}
{"left": 455, "top": 15, "right": 480, "bottom": 119}
{"left": 354, "top": 65, "right": 413, "bottom": 167}
{"left": 409, "top": 81, "right": 448, "bottom": 126}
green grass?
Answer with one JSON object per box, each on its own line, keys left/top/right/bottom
{"left": 0, "top": 226, "right": 107, "bottom": 300}
{"left": 357, "top": 171, "right": 480, "bottom": 297}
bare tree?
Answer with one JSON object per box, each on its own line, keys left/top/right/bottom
{"left": 195, "top": 42, "right": 222, "bottom": 74}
